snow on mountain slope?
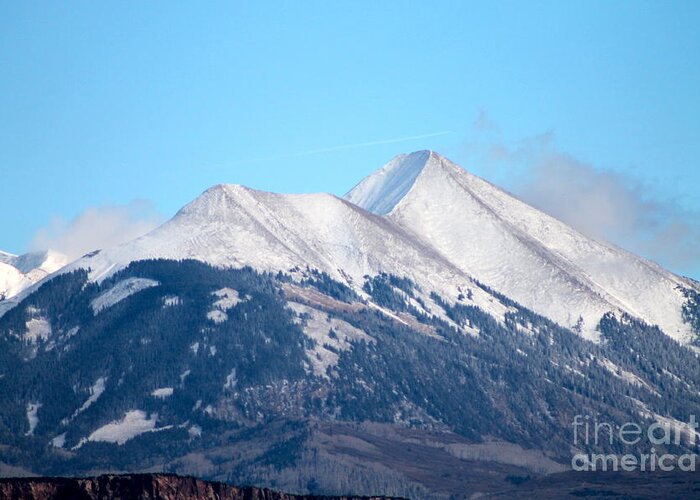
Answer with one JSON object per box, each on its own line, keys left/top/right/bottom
{"left": 0, "top": 250, "right": 16, "bottom": 265}
{"left": 0, "top": 250, "right": 68, "bottom": 301}
{"left": 346, "top": 151, "right": 698, "bottom": 343}
{"left": 53, "top": 184, "right": 506, "bottom": 322}
{"left": 90, "top": 277, "right": 160, "bottom": 314}
{"left": 12, "top": 250, "right": 68, "bottom": 279}
{"left": 0, "top": 261, "right": 30, "bottom": 300}
{"left": 5, "top": 152, "right": 696, "bottom": 344}
{"left": 345, "top": 150, "right": 431, "bottom": 215}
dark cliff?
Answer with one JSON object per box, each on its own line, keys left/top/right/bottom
{"left": 0, "top": 474, "right": 400, "bottom": 500}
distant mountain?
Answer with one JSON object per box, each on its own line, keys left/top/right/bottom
{"left": 0, "top": 152, "right": 698, "bottom": 498}
{"left": 0, "top": 250, "right": 68, "bottom": 301}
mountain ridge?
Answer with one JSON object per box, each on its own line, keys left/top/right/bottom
{"left": 347, "top": 151, "right": 697, "bottom": 343}
{"left": 0, "top": 250, "right": 68, "bottom": 301}
{"left": 2, "top": 151, "right": 698, "bottom": 345}
{"left": 17, "top": 181, "right": 522, "bottom": 341}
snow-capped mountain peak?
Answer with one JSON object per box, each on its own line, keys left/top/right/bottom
{"left": 347, "top": 151, "right": 698, "bottom": 343}
{"left": 345, "top": 150, "right": 438, "bottom": 215}
{"left": 11, "top": 250, "right": 68, "bottom": 276}
{"left": 22, "top": 181, "right": 523, "bottom": 337}
{"left": 60, "top": 183, "right": 463, "bottom": 292}
{"left": 4, "top": 151, "right": 697, "bottom": 345}
{"left": 0, "top": 249, "right": 69, "bottom": 301}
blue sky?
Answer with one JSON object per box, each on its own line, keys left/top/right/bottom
{"left": 1, "top": 1, "right": 699, "bottom": 277}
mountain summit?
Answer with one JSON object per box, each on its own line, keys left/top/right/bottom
{"left": 0, "top": 250, "right": 67, "bottom": 300}
{"left": 344, "top": 150, "right": 437, "bottom": 215}
{"left": 347, "top": 151, "right": 697, "bottom": 342}
{"left": 49, "top": 181, "right": 510, "bottom": 329}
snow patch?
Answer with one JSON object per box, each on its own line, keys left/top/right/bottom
{"left": 25, "top": 317, "right": 51, "bottom": 343}
{"left": 207, "top": 288, "right": 246, "bottom": 323}
{"left": 63, "top": 326, "right": 80, "bottom": 340}
{"left": 212, "top": 287, "right": 244, "bottom": 310}
{"left": 366, "top": 301, "right": 410, "bottom": 326}
{"left": 151, "top": 387, "right": 174, "bottom": 398}
{"left": 91, "top": 277, "right": 159, "bottom": 314}
{"left": 597, "top": 358, "right": 657, "bottom": 394}
{"left": 289, "top": 301, "right": 372, "bottom": 377}
{"left": 83, "top": 410, "right": 165, "bottom": 446}
{"left": 76, "top": 377, "right": 106, "bottom": 415}
{"left": 224, "top": 368, "right": 237, "bottom": 389}
{"left": 163, "top": 295, "right": 181, "bottom": 307}
{"left": 25, "top": 403, "right": 41, "bottom": 436}
{"left": 62, "top": 377, "right": 107, "bottom": 425}
{"left": 50, "top": 433, "right": 66, "bottom": 448}
{"left": 206, "top": 309, "right": 228, "bottom": 324}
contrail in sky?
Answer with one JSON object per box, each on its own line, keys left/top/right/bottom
{"left": 250, "top": 130, "right": 453, "bottom": 162}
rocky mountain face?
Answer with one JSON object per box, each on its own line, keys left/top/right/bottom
{"left": 0, "top": 152, "right": 698, "bottom": 498}
{"left": 0, "top": 473, "right": 398, "bottom": 500}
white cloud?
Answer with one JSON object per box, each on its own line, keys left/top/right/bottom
{"left": 461, "top": 113, "right": 700, "bottom": 279}
{"left": 31, "top": 200, "right": 164, "bottom": 260}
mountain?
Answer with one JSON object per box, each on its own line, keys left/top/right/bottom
{"left": 347, "top": 151, "right": 699, "bottom": 343}
{"left": 0, "top": 152, "right": 699, "bottom": 498}
{"left": 37, "top": 183, "right": 522, "bottom": 335}
{"left": 0, "top": 250, "right": 68, "bottom": 301}
{"left": 60, "top": 184, "right": 471, "bottom": 291}
{"left": 0, "top": 261, "right": 27, "bottom": 301}
{"left": 6, "top": 152, "right": 697, "bottom": 347}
